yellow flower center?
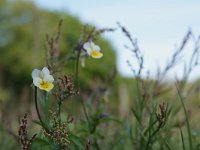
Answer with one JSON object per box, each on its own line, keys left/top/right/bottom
{"left": 39, "top": 81, "right": 54, "bottom": 92}
{"left": 90, "top": 50, "right": 103, "bottom": 58}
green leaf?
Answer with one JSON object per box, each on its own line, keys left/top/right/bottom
{"left": 69, "top": 133, "right": 85, "bottom": 149}
{"left": 31, "top": 138, "right": 50, "bottom": 149}
{"left": 100, "top": 117, "right": 122, "bottom": 124}
{"left": 131, "top": 108, "right": 140, "bottom": 123}
{"left": 32, "top": 120, "right": 42, "bottom": 126}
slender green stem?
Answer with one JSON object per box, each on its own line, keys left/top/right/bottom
{"left": 44, "top": 92, "right": 50, "bottom": 125}
{"left": 160, "top": 135, "right": 172, "bottom": 150}
{"left": 80, "top": 99, "right": 91, "bottom": 132}
{"left": 146, "top": 125, "right": 161, "bottom": 149}
{"left": 179, "top": 127, "right": 186, "bottom": 150}
{"left": 34, "top": 87, "right": 49, "bottom": 133}
{"left": 143, "top": 120, "right": 157, "bottom": 135}
{"left": 75, "top": 49, "right": 81, "bottom": 87}
{"left": 175, "top": 83, "right": 193, "bottom": 150}
{"left": 74, "top": 47, "right": 92, "bottom": 131}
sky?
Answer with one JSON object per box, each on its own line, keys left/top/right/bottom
{"left": 33, "top": 0, "right": 200, "bottom": 81}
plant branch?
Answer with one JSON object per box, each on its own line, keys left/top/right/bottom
{"left": 34, "top": 87, "right": 49, "bottom": 133}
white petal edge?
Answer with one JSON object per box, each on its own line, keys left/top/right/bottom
{"left": 42, "top": 67, "right": 50, "bottom": 76}
{"left": 32, "top": 69, "right": 40, "bottom": 78}
{"left": 83, "top": 42, "right": 92, "bottom": 51}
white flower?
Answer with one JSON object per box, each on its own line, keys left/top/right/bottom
{"left": 32, "top": 67, "right": 54, "bottom": 92}
{"left": 83, "top": 41, "right": 103, "bottom": 59}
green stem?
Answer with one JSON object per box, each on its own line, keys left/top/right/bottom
{"left": 175, "top": 83, "right": 193, "bottom": 150}
{"left": 80, "top": 99, "right": 92, "bottom": 132}
{"left": 75, "top": 49, "right": 81, "bottom": 87}
{"left": 34, "top": 87, "right": 49, "bottom": 133}
{"left": 179, "top": 127, "right": 186, "bottom": 150}
{"left": 146, "top": 124, "right": 161, "bottom": 149}
{"left": 74, "top": 47, "right": 92, "bottom": 131}
{"left": 44, "top": 92, "right": 50, "bottom": 125}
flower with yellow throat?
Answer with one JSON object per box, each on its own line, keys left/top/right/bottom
{"left": 32, "top": 67, "right": 54, "bottom": 92}
{"left": 83, "top": 41, "right": 103, "bottom": 59}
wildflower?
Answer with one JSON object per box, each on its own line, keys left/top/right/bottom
{"left": 83, "top": 41, "right": 103, "bottom": 59}
{"left": 32, "top": 67, "right": 54, "bottom": 92}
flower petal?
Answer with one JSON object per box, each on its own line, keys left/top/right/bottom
{"left": 93, "top": 45, "right": 101, "bottom": 52}
{"left": 83, "top": 42, "right": 91, "bottom": 51}
{"left": 90, "top": 42, "right": 100, "bottom": 50}
{"left": 44, "top": 75, "right": 54, "bottom": 82}
{"left": 45, "top": 83, "right": 54, "bottom": 92}
{"left": 90, "top": 51, "right": 103, "bottom": 59}
{"left": 32, "top": 69, "right": 40, "bottom": 78}
{"left": 42, "top": 67, "right": 50, "bottom": 76}
{"left": 33, "top": 77, "right": 42, "bottom": 87}
{"left": 90, "top": 41, "right": 95, "bottom": 47}
{"left": 38, "top": 82, "right": 54, "bottom": 92}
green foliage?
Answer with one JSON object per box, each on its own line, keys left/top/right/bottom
{"left": 0, "top": 0, "right": 200, "bottom": 150}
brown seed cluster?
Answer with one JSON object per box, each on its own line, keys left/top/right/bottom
{"left": 18, "top": 113, "right": 37, "bottom": 150}
{"left": 156, "top": 103, "right": 167, "bottom": 127}
{"left": 43, "top": 112, "right": 73, "bottom": 147}
{"left": 54, "top": 75, "right": 79, "bottom": 103}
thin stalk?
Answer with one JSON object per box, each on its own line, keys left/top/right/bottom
{"left": 75, "top": 49, "right": 81, "bottom": 87}
{"left": 34, "top": 87, "right": 49, "bottom": 133}
{"left": 179, "top": 127, "right": 186, "bottom": 150}
{"left": 74, "top": 47, "right": 92, "bottom": 132}
{"left": 44, "top": 92, "right": 50, "bottom": 125}
{"left": 143, "top": 120, "right": 157, "bottom": 135}
{"left": 175, "top": 83, "right": 193, "bottom": 150}
{"left": 146, "top": 124, "right": 161, "bottom": 150}
{"left": 160, "top": 136, "right": 172, "bottom": 150}
{"left": 80, "top": 99, "right": 92, "bottom": 132}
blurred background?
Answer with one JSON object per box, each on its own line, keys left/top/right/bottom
{"left": 33, "top": 0, "right": 200, "bottom": 80}
{"left": 0, "top": 0, "right": 200, "bottom": 149}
